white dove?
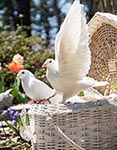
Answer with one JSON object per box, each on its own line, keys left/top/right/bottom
{"left": 17, "top": 69, "right": 53, "bottom": 103}
{"left": 42, "top": 0, "right": 108, "bottom": 104}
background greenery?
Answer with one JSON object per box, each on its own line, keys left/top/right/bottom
{"left": 0, "top": 26, "right": 54, "bottom": 103}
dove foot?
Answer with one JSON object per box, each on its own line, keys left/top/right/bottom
{"left": 28, "top": 100, "right": 36, "bottom": 104}
{"left": 38, "top": 99, "right": 51, "bottom": 104}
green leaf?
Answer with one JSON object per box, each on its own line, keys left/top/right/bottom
{"left": 78, "top": 91, "right": 84, "bottom": 97}
{"left": 0, "top": 75, "right": 5, "bottom": 93}
{"left": 26, "top": 114, "right": 29, "bottom": 126}
{"left": 17, "top": 117, "right": 23, "bottom": 128}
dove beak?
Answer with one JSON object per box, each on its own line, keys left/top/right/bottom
{"left": 16, "top": 74, "right": 20, "bottom": 79}
{"left": 42, "top": 63, "right": 47, "bottom": 68}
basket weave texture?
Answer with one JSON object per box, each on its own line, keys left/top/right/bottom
{"left": 88, "top": 12, "right": 117, "bottom": 95}
{"left": 29, "top": 100, "right": 117, "bottom": 150}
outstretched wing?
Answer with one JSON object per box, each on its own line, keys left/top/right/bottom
{"left": 55, "top": 0, "right": 91, "bottom": 81}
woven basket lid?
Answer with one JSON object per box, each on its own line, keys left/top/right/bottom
{"left": 88, "top": 12, "right": 117, "bottom": 95}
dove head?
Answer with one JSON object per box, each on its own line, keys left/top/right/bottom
{"left": 42, "top": 58, "right": 55, "bottom": 69}
{"left": 17, "top": 69, "right": 33, "bottom": 80}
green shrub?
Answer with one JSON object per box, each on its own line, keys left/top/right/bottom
{"left": 0, "top": 26, "right": 54, "bottom": 104}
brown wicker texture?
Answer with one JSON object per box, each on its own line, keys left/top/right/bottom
{"left": 29, "top": 100, "right": 117, "bottom": 150}
{"left": 88, "top": 12, "right": 117, "bottom": 95}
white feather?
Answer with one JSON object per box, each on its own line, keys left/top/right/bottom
{"left": 55, "top": 0, "right": 91, "bottom": 80}
{"left": 77, "top": 77, "right": 108, "bottom": 90}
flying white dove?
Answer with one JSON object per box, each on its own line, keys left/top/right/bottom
{"left": 17, "top": 69, "right": 53, "bottom": 103}
{"left": 42, "top": 0, "right": 108, "bottom": 104}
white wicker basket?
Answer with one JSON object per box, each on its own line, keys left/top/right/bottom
{"left": 28, "top": 12, "right": 117, "bottom": 150}
{"left": 28, "top": 100, "right": 117, "bottom": 150}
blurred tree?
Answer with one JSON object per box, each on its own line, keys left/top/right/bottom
{"left": 0, "top": 0, "right": 117, "bottom": 44}
{"left": 14, "top": 0, "right": 31, "bottom": 36}
{"left": 101, "top": 0, "right": 117, "bottom": 14}
{"left": 0, "top": 0, "right": 67, "bottom": 44}
{"left": 0, "top": 0, "right": 14, "bottom": 27}
{"left": 81, "top": 0, "right": 101, "bottom": 21}
{"left": 0, "top": 0, "right": 31, "bottom": 36}
{"left": 31, "top": 0, "right": 67, "bottom": 45}
{"left": 81, "top": 0, "right": 117, "bottom": 21}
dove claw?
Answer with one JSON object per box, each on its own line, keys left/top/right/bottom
{"left": 28, "top": 99, "right": 51, "bottom": 104}
{"left": 28, "top": 100, "right": 36, "bottom": 104}
{"left": 38, "top": 99, "right": 51, "bottom": 104}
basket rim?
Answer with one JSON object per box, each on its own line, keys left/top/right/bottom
{"left": 28, "top": 99, "right": 116, "bottom": 116}
{"left": 88, "top": 12, "right": 117, "bottom": 43}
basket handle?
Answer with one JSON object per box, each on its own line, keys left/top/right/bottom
{"left": 47, "top": 115, "right": 85, "bottom": 150}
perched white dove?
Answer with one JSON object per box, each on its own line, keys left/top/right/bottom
{"left": 42, "top": 0, "right": 108, "bottom": 104}
{"left": 17, "top": 69, "right": 53, "bottom": 103}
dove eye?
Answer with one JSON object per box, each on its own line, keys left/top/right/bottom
{"left": 22, "top": 71, "right": 25, "bottom": 74}
{"left": 49, "top": 60, "right": 52, "bottom": 63}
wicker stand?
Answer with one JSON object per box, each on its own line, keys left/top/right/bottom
{"left": 28, "top": 100, "right": 117, "bottom": 150}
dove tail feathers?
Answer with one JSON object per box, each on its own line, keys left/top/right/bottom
{"left": 77, "top": 77, "right": 108, "bottom": 88}
{"left": 92, "top": 81, "right": 109, "bottom": 87}
{"left": 84, "top": 77, "right": 109, "bottom": 87}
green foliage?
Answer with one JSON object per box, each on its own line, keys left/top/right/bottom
{"left": 0, "top": 110, "right": 31, "bottom": 148}
{"left": 11, "top": 79, "right": 29, "bottom": 104}
{"left": 0, "top": 75, "right": 5, "bottom": 93}
{"left": 111, "top": 84, "right": 117, "bottom": 90}
{"left": 0, "top": 26, "right": 54, "bottom": 104}
{"left": 78, "top": 91, "right": 84, "bottom": 97}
